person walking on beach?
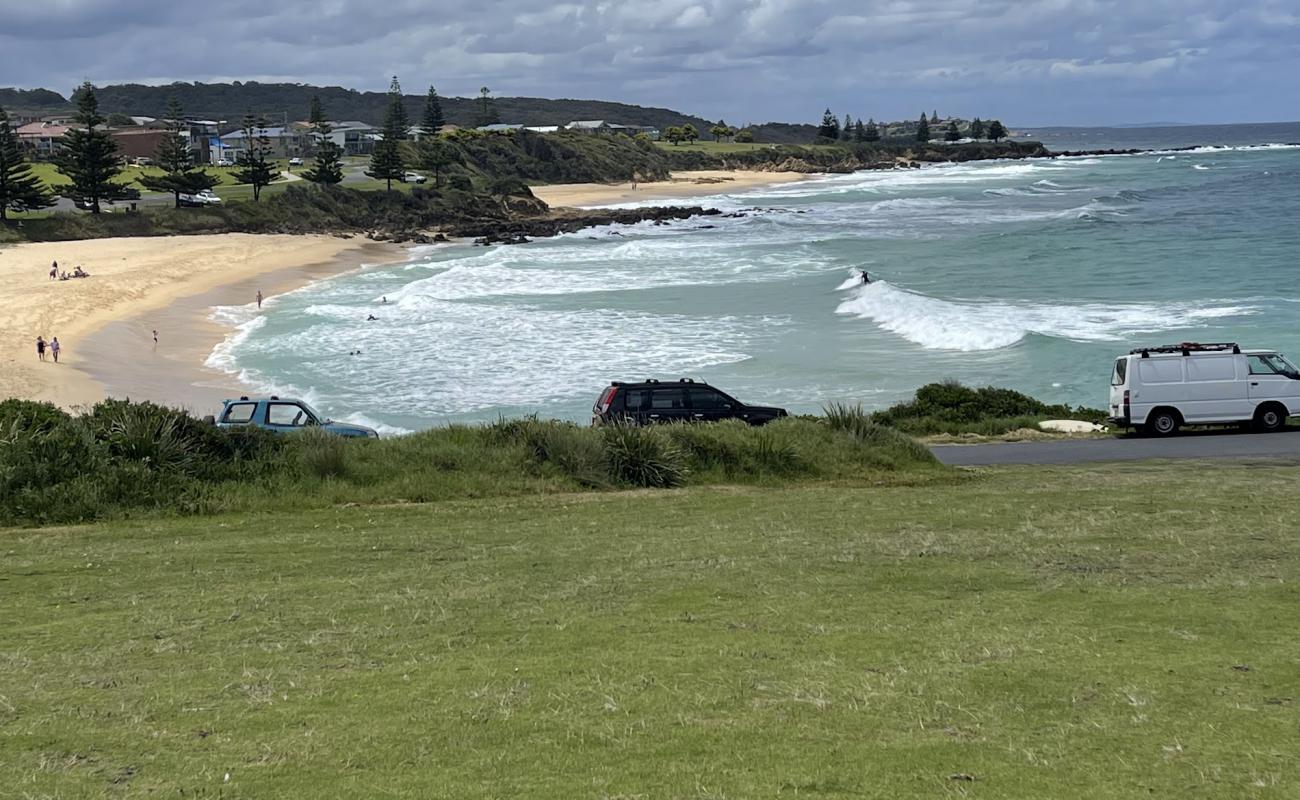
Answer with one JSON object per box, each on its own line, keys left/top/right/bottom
{"left": 36, "top": 336, "right": 46, "bottom": 361}
{"left": 50, "top": 261, "right": 58, "bottom": 280}
{"left": 152, "top": 329, "right": 159, "bottom": 346}
{"left": 50, "top": 337, "right": 61, "bottom": 363}
{"left": 256, "top": 290, "right": 263, "bottom": 309}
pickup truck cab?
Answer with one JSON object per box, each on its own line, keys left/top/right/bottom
{"left": 212, "top": 396, "right": 379, "bottom": 438}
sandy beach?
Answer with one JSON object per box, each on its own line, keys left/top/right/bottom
{"left": 0, "top": 234, "right": 405, "bottom": 411}
{"left": 532, "top": 169, "right": 806, "bottom": 208}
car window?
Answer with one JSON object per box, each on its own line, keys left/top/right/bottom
{"left": 222, "top": 403, "right": 256, "bottom": 424}
{"left": 689, "top": 387, "right": 731, "bottom": 410}
{"left": 1248, "top": 354, "right": 1297, "bottom": 377}
{"left": 266, "top": 402, "right": 311, "bottom": 426}
{"left": 623, "top": 389, "right": 653, "bottom": 411}
{"left": 650, "top": 388, "right": 686, "bottom": 410}
{"left": 1110, "top": 358, "right": 1127, "bottom": 386}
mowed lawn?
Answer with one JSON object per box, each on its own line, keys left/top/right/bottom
{"left": 2, "top": 463, "right": 1298, "bottom": 798}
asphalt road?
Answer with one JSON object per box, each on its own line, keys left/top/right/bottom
{"left": 931, "top": 429, "right": 1300, "bottom": 465}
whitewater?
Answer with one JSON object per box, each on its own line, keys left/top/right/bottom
{"left": 208, "top": 139, "right": 1300, "bottom": 430}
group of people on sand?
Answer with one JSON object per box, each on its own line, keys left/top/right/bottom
{"left": 49, "top": 260, "right": 90, "bottom": 281}
{"left": 35, "top": 335, "right": 62, "bottom": 363}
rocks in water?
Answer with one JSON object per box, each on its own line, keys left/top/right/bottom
{"left": 449, "top": 205, "right": 721, "bottom": 243}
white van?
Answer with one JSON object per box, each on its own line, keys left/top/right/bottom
{"left": 1109, "top": 342, "right": 1300, "bottom": 435}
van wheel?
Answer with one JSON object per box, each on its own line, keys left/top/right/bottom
{"left": 1144, "top": 410, "right": 1180, "bottom": 437}
{"left": 1254, "top": 404, "right": 1288, "bottom": 433}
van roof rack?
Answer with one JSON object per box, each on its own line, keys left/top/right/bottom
{"left": 1131, "top": 342, "right": 1240, "bottom": 357}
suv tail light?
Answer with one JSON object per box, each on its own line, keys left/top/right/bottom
{"left": 595, "top": 386, "right": 618, "bottom": 414}
{"left": 1123, "top": 390, "right": 1130, "bottom": 417}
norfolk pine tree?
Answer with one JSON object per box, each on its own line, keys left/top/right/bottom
{"left": 864, "top": 118, "right": 880, "bottom": 142}
{"left": 476, "top": 86, "right": 500, "bottom": 126}
{"left": 970, "top": 117, "right": 986, "bottom": 140}
{"left": 232, "top": 112, "right": 277, "bottom": 201}
{"left": 421, "top": 86, "right": 445, "bottom": 136}
{"left": 0, "top": 105, "right": 56, "bottom": 220}
{"left": 816, "top": 108, "right": 839, "bottom": 140}
{"left": 302, "top": 96, "right": 344, "bottom": 185}
{"left": 139, "top": 97, "right": 218, "bottom": 207}
{"left": 987, "top": 120, "right": 1008, "bottom": 142}
{"left": 368, "top": 76, "right": 409, "bottom": 191}
{"left": 852, "top": 118, "right": 866, "bottom": 143}
{"left": 53, "top": 82, "right": 131, "bottom": 213}
{"left": 915, "top": 112, "right": 930, "bottom": 142}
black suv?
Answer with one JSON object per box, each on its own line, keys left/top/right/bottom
{"left": 592, "top": 379, "right": 788, "bottom": 426}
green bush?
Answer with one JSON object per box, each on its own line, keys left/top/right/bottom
{"left": 295, "top": 427, "right": 349, "bottom": 479}
{"left": 870, "top": 382, "right": 1106, "bottom": 436}
{"left": 601, "top": 425, "right": 686, "bottom": 488}
{"left": 0, "top": 399, "right": 72, "bottom": 433}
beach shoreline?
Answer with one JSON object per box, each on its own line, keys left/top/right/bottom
{"left": 531, "top": 169, "right": 807, "bottom": 208}
{"left": 0, "top": 234, "right": 407, "bottom": 411}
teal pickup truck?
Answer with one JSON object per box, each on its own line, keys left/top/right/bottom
{"left": 210, "top": 396, "right": 379, "bottom": 438}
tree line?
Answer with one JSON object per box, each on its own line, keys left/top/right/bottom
{"left": 816, "top": 108, "right": 1007, "bottom": 144}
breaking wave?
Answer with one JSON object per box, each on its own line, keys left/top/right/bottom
{"left": 835, "top": 281, "right": 1258, "bottom": 351}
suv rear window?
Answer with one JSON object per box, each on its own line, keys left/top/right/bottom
{"left": 222, "top": 402, "right": 256, "bottom": 423}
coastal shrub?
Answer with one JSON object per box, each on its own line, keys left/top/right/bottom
{"left": 601, "top": 425, "right": 686, "bottom": 488}
{"left": 0, "top": 399, "right": 72, "bottom": 433}
{"left": 295, "top": 427, "right": 349, "bottom": 479}
{"left": 871, "top": 382, "right": 1106, "bottom": 436}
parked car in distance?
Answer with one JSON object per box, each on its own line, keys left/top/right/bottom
{"left": 209, "top": 396, "right": 379, "bottom": 438}
{"left": 593, "top": 379, "right": 788, "bottom": 426}
{"left": 179, "top": 189, "right": 223, "bottom": 206}
{"left": 1109, "top": 342, "right": 1299, "bottom": 436}
{"left": 215, "top": 158, "right": 234, "bottom": 167}
{"left": 288, "top": 157, "right": 304, "bottom": 166}
{"left": 402, "top": 171, "right": 427, "bottom": 183}
{"left": 132, "top": 156, "right": 153, "bottom": 166}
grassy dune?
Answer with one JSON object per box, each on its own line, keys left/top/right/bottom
{"left": 3, "top": 462, "right": 1297, "bottom": 797}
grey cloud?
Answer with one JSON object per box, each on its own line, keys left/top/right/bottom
{"left": 0, "top": 0, "right": 1296, "bottom": 124}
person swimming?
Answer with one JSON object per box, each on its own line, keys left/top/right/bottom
{"left": 366, "top": 314, "right": 378, "bottom": 321}
{"left": 861, "top": 270, "right": 871, "bottom": 284}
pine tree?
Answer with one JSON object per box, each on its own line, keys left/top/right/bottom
{"left": 302, "top": 95, "right": 343, "bottom": 185}
{"left": 864, "top": 118, "right": 881, "bottom": 142}
{"left": 476, "top": 86, "right": 500, "bottom": 126}
{"left": 0, "top": 105, "right": 56, "bottom": 220}
{"left": 842, "top": 114, "right": 853, "bottom": 138}
{"left": 816, "top": 108, "right": 839, "bottom": 140}
{"left": 944, "top": 120, "right": 961, "bottom": 142}
{"left": 52, "top": 82, "right": 131, "bottom": 213}
{"left": 916, "top": 112, "right": 930, "bottom": 142}
{"left": 368, "top": 77, "right": 408, "bottom": 190}
{"left": 416, "top": 136, "right": 456, "bottom": 186}
{"left": 853, "top": 118, "right": 866, "bottom": 143}
{"left": 970, "top": 117, "right": 986, "bottom": 140}
{"left": 421, "top": 85, "right": 445, "bottom": 136}
{"left": 931, "top": 110, "right": 940, "bottom": 124}
{"left": 987, "top": 120, "right": 1008, "bottom": 142}
{"left": 139, "top": 97, "right": 218, "bottom": 208}
{"left": 231, "top": 112, "right": 277, "bottom": 201}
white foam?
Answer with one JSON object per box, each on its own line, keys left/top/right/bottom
{"left": 835, "top": 281, "right": 1258, "bottom": 352}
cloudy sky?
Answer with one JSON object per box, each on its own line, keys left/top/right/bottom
{"left": 2, "top": 0, "right": 1298, "bottom": 125}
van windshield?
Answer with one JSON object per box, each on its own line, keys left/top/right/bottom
{"left": 1110, "top": 358, "right": 1127, "bottom": 386}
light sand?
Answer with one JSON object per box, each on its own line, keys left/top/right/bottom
{"left": 0, "top": 234, "right": 405, "bottom": 410}
{"left": 532, "top": 170, "right": 807, "bottom": 208}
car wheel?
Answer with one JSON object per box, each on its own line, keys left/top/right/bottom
{"left": 1254, "top": 404, "right": 1287, "bottom": 433}
{"left": 1145, "top": 410, "right": 1179, "bottom": 437}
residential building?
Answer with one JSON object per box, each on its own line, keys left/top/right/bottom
{"left": 110, "top": 129, "right": 169, "bottom": 160}
{"left": 16, "top": 121, "right": 73, "bottom": 158}
{"left": 219, "top": 125, "right": 310, "bottom": 160}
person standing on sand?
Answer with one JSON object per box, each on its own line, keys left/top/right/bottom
{"left": 50, "top": 337, "right": 61, "bottom": 363}
{"left": 50, "top": 261, "right": 58, "bottom": 280}
{"left": 36, "top": 336, "right": 46, "bottom": 361}
{"left": 152, "top": 329, "right": 159, "bottom": 346}
{"left": 257, "top": 290, "right": 263, "bottom": 309}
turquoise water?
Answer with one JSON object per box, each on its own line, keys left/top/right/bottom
{"left": 209, "top": 141, "right": 1300, "bottom": 433}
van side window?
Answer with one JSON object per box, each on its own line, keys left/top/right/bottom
{"left": 1138, "top": 359, "right": 1184, "bottom": 384}
{"left": 1186, "top": 357, "right": 1236, "bottom": 382}
{"left": 1248, "top": 355, "right": 1284, "bottom": 375}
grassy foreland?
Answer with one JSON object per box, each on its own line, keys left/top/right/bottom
{"left": 1, "top": 133, "right": 1045, "bottom": 243}
{"left": 3, "top": 461, "right": 1297, "bottom": 797}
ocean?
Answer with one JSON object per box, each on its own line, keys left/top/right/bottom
{"left": 208, "top": 124, "right": 1300, "bottom": 433}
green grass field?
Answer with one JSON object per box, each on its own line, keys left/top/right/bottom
{"left": 3, "top": 462, "right": 1297, "bottom": 798}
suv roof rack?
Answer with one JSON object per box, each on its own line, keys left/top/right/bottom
{"left": 1131, "top": 342, "right": 1240, "bottom": 357}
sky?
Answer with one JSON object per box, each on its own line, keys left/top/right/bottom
{"left": 1, "top": 0, "right": 1298, "bottom": 126}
